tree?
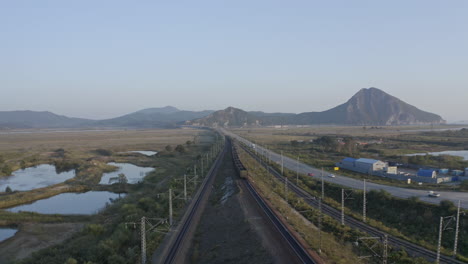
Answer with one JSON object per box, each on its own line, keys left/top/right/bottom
{"left": 290, "top": 140, "right": 299, "bottom": 147}
{"left": 165, "top": 145, "right": 173, "bottom": 152}
{"left": 94, "top": 149, "right": 112, "bottom": 156}
{"left": 1, "top": 164, "right": 12, "bottom": 176}
{"left": 109, "top": 173, "right": 127, "bottom": 188}
{"left": 175, "top": 145, "right": 186, "bottom": 153}
{"left": 343, "top": 137, "right": 357, "bottom": 156}
{"left": 118, "top": 173, "right": 128, "bottom": 184}
{"left": 461, "top": 180, "right": 468, "bottom": 190}
{"left": 20, "top": 160, "right": 26, "bottom": 169}
{"left": 314, "top": 136, "right": 337, "bottom": 152}
{"left": 5, "top": 186, "right": 12, "bottom": 193}
{"left": 186, "top": 140, "right": 192, "bottom": 146}
{"left": 65, "top": 258, "right": 78, "bottom": 264}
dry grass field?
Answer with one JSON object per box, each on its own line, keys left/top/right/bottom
{"left": 231, "top": 125, "right": 468, "bottom": 146}
{"left": 0, "top": 128, "right": 202, "bottom": 154}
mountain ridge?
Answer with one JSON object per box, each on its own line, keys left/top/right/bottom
{"left": 189, "top": 88, "right": 446, "bottom": 127}
{"left": 0, "top": 88, "right": 446, "bottom": 128}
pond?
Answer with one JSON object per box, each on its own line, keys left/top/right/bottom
{"left": 6, "top": 191, "right": 123, "bottom": 215}
{"left": 0, "top": 164, "right": 75, "bottom": 192}
{"left": 0, "top": 228, "right": 17, "bottom": 243}
{"left": 99, "top": 162, "right": 154, "bottom": 185}
{"left": 127, "top": 151, "right": 158, "bottom": 156}
{"left": 406, "top": 150, "right": 468, "bottom": 161}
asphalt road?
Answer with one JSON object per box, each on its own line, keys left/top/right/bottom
{"left": 222, "top": 129, "right": 468, "bottom": 209}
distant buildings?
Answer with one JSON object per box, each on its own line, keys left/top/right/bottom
{"left": 417, "top": 169, "right": 437, "bottom": 178}
{"left": 337, "top": 157, "right": 389, "bottom": 174}
{"left": 355, "top": 158, "right": 387, "bottom": 172}
{"left": 336, "top": 157, "right": 452, "bottom": 184}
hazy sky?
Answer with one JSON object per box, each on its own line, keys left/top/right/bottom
{"left": 1, "top": 1, "right": 467, "bottom": 121}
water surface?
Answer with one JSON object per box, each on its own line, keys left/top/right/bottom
{"left": 0, "top": 164, "right": 75, "bottom": 192}
{"left": 100, "top": 162, "right": 154, "bottom": 185}
{"left": 6, "top": 191, "right": 123, "bottom": 215}
{"left": 127, "top": 151, "right": 157, "bottom": 156}
{"left": 406, "top": 150, "right": 468, "bottom": 161}
{"left": 0, "top": 228, "right": 17, "bottom": 243}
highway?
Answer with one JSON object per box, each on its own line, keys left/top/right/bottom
{"left": 239, "top": 141, "right": 464, "bottom": 264}
{"left": 222, "top": 129, "right": 468, "bottom": 209}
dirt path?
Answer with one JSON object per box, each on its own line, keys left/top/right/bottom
{"left": 0, "top": 222, "right": 84, "bottom": 263}
{"left": 186, "top": 148, "right": 301, "bottom": 264}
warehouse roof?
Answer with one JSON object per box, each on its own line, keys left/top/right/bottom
{"left": 342, "top": 157, "right": 357, "bottom": 163}
{"left": 417, "top": 169, "right": 436, "bottom": 177}
{"left": 356, "top": 158, "right": 381, "bottom": 164}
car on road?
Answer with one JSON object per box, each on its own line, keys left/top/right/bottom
{"left": 428, "top": 191, "right": 440, "bottom": 197}
{"left": 328, "top": 174, "right": 336, "bottom": 178}
{"left": 308, "top": 173, "right": 315, "bottom": 176}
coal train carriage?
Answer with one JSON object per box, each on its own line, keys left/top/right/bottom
{"left": 231, "top": 139, "right": 248, "bottom": 179}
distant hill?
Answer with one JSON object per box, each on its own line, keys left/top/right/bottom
{"left": 190, "top": 88, "right": 445, "bottom": 127}
{"left": 94, "top": 107, "right": 214, "bottom": 128}
{"left": 0, "top": 107, "right": 214, "bottom": 129}
{"left": 294, "top": 88, "right": 445, "bottom": 125}
{"left": 134, "top": 106, "right": 180, "bottom": 115}
{"left": 0, "top": 111, "right": 92, "bottom": 129}
{"left": 188, "top": 107, "right": 260, "bottom": 127}
{"left": 0, "top": 89, "right": 445, "bottom": 129}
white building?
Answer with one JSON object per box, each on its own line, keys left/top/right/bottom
{"left": 355, "top": 158, "right": 387, "bottom": 172}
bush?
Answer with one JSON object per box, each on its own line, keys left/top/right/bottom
{"left": 85, "top": 224, "right": 105, "bottom": 236}
{"left": 175, "top": 145, "right": 185, "bottom": 153}
{"left": 94, "top": 149, "right": 112, "bottom": 156}
{"left": 1, "top": 164, "right": 12, "bottom": 175}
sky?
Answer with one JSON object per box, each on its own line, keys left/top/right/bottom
{"left": 1, "top": 1, "right": 467, "bottom": 122}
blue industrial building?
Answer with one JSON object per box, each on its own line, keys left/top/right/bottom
{"left": 417, "top": 169, "right": 437, "bottom": 178}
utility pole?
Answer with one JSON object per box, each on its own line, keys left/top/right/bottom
{"left": 194, "top": 165, "right": 197, "bottom": 188}
{"left": 141, "top": 216, "right": 146, "bottom": 264}
{"left": 201, "top": 159, "right": 204, "bottom": 177}
{"left": 437, "top": 216, "right": 443, "bottom": 264}
{"left": 169, "top": 189, "right": 173, "bottom": 226}
{"left": 341, "top": 189, "right": 345, "bottom": 225}
{"left": 363, "top": 179, "right": 367, "bottom": 223}
{"left": 319, "top": 198, "right": 322, "bottom": 253}
{"left": 284, "top": 177, "right": 288, "bottom": 203}
{"left": 321, "top": 168, "right": 324, "bottom": 200}
{"left": 341, "top": 189, "right": 353, "bottom": 226}
{"left": 268, "top": 148, "right": 271, "bottom": 163}
{"left": 296, "top": 156, "right": 300, "bottom": 185}
{"left": 454, "top": 200, "right": 461, "bottom": 257}
{"left": 281, "top": 151, "right": 284, "bottom": 175}
{"left": 382, "top": 234, "right": 388, "bottom": 264}
{"left": 184, "top": 174, "right": 187, "bottom": 202}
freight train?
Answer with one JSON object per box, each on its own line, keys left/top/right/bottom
{"left": 231, "top": 139, "right": 248, "bottom": 179}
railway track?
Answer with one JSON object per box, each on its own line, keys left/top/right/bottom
{"left": 231, "top": 139, "right": 317, "bottom": 264}
{"left": 242, "top": 178, "right": 317, "bottom": 264}
{"left": 161, "top": 139, "right": 227, "bottom": 264}
{"left": 239, "top": 144, "right": 464, "bottom": 264}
